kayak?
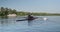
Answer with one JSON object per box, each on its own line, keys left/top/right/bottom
{"left": 16, "top": 17, "right": 38, "bottom": 21}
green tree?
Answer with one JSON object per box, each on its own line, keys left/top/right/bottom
{"left": 0, "top": 7, "right": 5, "bottom": 16}
{"left": 12, "top": 9, "right": 17, "bottom": 14}
{"left": 4, "top": 8, "right": 9, "bottom": 16}
{"left": 8, "top": 8, "right": 12, "bottom": 14}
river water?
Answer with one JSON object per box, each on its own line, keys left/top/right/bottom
{"left": 0, "top": 16, "right": 60, "bottom": 32}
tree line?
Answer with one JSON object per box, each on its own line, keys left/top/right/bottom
{"left": 0, "top": 7, "right": 60, "bottom": 16}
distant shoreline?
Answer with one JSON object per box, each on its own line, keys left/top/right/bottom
{"left": 0, "top": 7, "right": 60, "bottom": 16}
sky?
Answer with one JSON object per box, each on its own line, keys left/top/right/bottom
{"left": 0, "top": 0, "right": 60, "bottom": 13}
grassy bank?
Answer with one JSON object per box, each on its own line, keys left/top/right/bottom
{"left": 16, "top": 12, "right": 60, "bottom": 16}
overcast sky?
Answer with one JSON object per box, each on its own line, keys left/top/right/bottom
{"left": 0, "top": 0, "right": 60, "bottom": 13}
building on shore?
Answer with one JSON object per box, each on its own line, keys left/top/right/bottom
{"left": 7, "top": 14, "right": 17, "bottom": 17}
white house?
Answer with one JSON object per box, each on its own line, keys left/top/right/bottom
{"left": 7, "top": 14, "right": 17, "bottom": 17}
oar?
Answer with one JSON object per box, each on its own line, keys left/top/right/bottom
{"left": 16, "top": 19, "right": 27, "bottom": 21}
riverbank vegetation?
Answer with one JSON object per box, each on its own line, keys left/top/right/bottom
{"left": 0, "top": 7, "right": 16, "bottom": 16}
{"left": 0, "top": 7, "right": 60, "bottom": 16}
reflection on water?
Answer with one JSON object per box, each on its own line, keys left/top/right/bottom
{"left": 0, "top": 16, "right": 60, "bottom": 32}
{"left": 28, "top": 20, "right": 34, "bottom": 26}
{"left": 0, "top": 17, "right": 8, "bottom": 24}
{"left": 0, "top": 16, "right": 16, "bottom": 26}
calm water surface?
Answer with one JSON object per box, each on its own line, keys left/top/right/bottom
{"left": 0, "top": 16, "right": 60, "bottom": 32}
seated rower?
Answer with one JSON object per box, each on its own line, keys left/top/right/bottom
{"left": 28, "top": 15, "right": 35, "bottom": 20}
